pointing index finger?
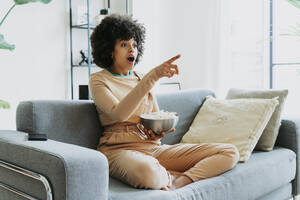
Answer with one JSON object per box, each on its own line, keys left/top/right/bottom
{"left": 166, "top": 54, "right": 181, "bottom": 64}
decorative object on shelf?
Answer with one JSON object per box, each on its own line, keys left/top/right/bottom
{"left": 93, "top": 9, "right": 109, "bottom": 25}
{"left": 0, "top": 0, "right": 52, "bottom": 51}
{"left": 79, "top": 50, "right": 89, "bottom": 65}
{"left": 79, "top": 85, "right": 89, "bottom": 100}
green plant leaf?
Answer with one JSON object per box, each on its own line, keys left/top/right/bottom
{"left": 0, "top": 99, "right": 10, "bottom": 109}
{"left": 14, "top": 0, "right": 52, "bottom": 5}
{"left": 0, "top": 34, "right": 15, "bottom": 51}
{"left": 281, "top": 23, "right": 300, "bottom": 38}
{"left": 287, "top": 0, "right": 300, "bottom": 9}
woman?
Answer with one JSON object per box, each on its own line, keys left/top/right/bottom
{"left": 89, "top": 14, "right": 239, "bottom": 191}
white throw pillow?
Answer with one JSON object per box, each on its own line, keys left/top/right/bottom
{"left": 181, "top": 96, "right": 279, "bottom": 162}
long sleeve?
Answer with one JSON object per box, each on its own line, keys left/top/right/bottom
{"left": 89, "top": 68, "right": 160, "bottom": 123}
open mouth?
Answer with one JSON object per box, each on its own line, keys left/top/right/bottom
{"left": 127, "top": 56, "right": 135, "bottom": 62}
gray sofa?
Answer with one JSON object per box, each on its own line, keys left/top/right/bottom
{"left": 0, "top": 88, "right": 298, "bottom": 200}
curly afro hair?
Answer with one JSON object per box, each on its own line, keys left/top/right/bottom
{"left": 90, "top": 14, "right": 146, "bottom": 69}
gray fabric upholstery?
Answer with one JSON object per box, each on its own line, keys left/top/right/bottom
{"left": 107, "top": 147, "right": 295, "bottom": 200}
{"left": 257, "top": 183, "right": 292, "bottom": 200}
{"left": 156, "top": 89, "right": 215, "bottom": 145}
{"left": 16, "top": 100, "right": 103, "bottom": 149}
{"left": 0, "top": 187, "right": 25, "bottom": 200}
{"left": 0, "top": 130, "right": 109, "bottom": 200}
{"left": 275, "top": 115, "right": 300, "bottom": 196}
{"left": 226, "top": 148, "right": 295, "bottom": 200}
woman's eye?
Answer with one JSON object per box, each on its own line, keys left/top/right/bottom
{"left": 121, "top": 43, "right": 126, "bottom": 47}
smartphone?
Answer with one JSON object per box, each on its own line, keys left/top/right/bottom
{"left": 28, "top": 134, "right": 48, "bottom": 141}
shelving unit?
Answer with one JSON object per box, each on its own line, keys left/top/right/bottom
{"left": 69, "top": 0, "right": 129, "bottom": 100}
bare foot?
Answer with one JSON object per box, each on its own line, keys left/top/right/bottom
{"left": 161, "top": 186, "right": 169, "bottom": 191}
{"left": 170, "top": 173, "right": 181, "bottom": 180}
{"left": 160, "top": 174, "right": 176, "bottom": 191}
{"left": 161, "top": 173, "right": 193, "bottom": 191}
{"left": 168, "top": 175, "right": 193, "bottom": 190}
{"left": 161, "top": 174, "right": 179, "bottom": 191}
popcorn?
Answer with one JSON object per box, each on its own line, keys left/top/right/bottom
{"left": 140, "top": 110, "right": 178, "bottom": 120}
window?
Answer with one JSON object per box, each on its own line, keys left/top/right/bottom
{"left": 271, "top": 0, "right": 300, "bottom": 115}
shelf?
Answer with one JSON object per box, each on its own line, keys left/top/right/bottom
{"left": 160, "top": 82, "right": 181, "bottom": 90}
{"left": 72, "top": 64, "right": 97, "bottom": 67}
{"left": 72, "top": 24, "right": 97, "bottom": 29}
{"left": 273, "top": 63, "right": 300, "bottom": 66}
{"left": 160, "top": 82, "right": 180, "bottom": 85}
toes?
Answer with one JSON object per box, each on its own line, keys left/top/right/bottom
{"left": 161, "top": 186, "right": 169, "bottom": 191}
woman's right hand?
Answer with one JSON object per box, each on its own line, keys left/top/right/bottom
{"left": 154, "top": 54, "right": 181, "bottom": 78}
{"left": 143, "top": 127, "right": 176, "bottom": 140}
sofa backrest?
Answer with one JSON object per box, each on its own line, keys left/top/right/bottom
{"left": 16, "top": 88, "right": 214, "bottom": 149}
{"left": 16, "top": 100, "right": 103, "bottom": 149}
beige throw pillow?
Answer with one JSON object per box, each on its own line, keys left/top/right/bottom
{"left": 226, "top": 88, "right": 288, "bottom": 151}
{"left": 181, "top": 96, "right": 279, "bottom": 162}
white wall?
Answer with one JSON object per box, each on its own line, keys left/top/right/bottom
{"left": 132, "top": 0, "right": 269, "bottom": 97}
{"left": 132, "top": 0, "right": 223, "bottom": 94}
{"left": 218, "top": 0, "right": 268, "bottom": 97}
{"left": 0, "top": 1, "right": 69, "bottom": 130}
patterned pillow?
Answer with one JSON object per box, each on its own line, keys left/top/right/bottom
{"left": 226, "top": 88, "right": 288, "bottom": 151}
{"left": 181, "top": 96, "right": 279, "bottom": 162}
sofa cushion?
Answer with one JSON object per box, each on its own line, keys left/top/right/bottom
{"left": 108, "top": 147, "right": 296, "bottom": 200}
{"left": 224, "top": 147, "right": 295, "bottom": 200}
{"left": 256, "top": 183, "right": 292, "bottom": 200}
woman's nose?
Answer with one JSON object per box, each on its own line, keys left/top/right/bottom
{"left": 129, "top": 45, "right": 135, "bottom": 52}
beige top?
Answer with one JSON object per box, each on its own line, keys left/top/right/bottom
{"left": 89, "top": 68, "right": 160, "bottom": 127}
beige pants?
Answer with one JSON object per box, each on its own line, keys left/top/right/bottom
{"left": 98, "top": 122, "right": 240, "bottom": 190}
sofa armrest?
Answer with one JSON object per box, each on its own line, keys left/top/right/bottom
{"left": 0, "top": 130, "right": 109, "bottom": 200}
{"left": 275, "top": 115, "right": 300, "bottom": 196}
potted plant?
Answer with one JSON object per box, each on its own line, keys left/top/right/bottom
{"left": 0, "top": 0, "right": 52, "bottom": 109}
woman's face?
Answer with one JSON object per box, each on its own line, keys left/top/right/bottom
{"left": 111, "top": 38, "right": 138, "bottom": 72}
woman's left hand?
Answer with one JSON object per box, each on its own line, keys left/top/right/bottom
{"left": 143, "top": 127, "right": 176, "bottom": 140}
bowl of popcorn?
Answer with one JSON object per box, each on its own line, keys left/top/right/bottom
{"left": 139, "top": 110, "right": 179, "bottom": 135}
